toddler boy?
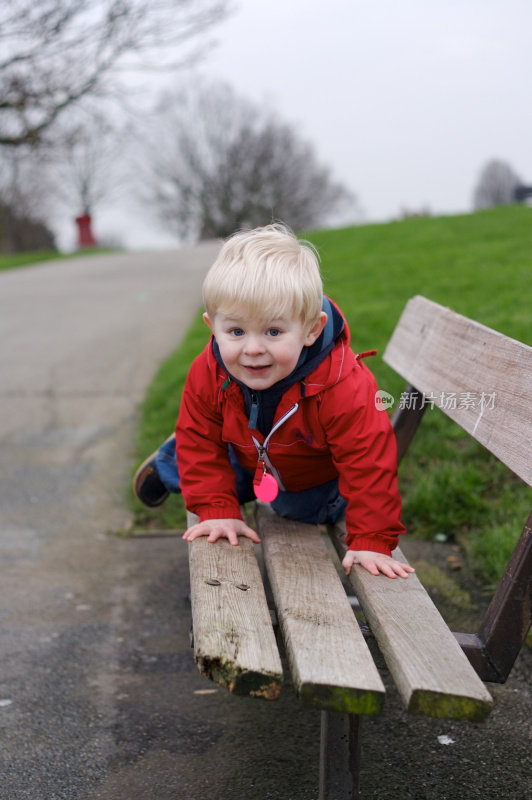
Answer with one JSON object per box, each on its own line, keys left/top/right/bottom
{"left": 135, "top": 224, "right": 413, "bottom": 579}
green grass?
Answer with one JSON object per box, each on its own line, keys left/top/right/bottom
{"left": 131, "top": 312, "right": 211, "bottom": 531}
{"left": 0, "top": 248, "right": 118, "bottom": 272}
{"left": 132, "top": 205, "right": 532, "bottom": 587}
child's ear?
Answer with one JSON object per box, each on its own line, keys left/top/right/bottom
{"left": 304, "top": 311, "right": 328, "bottom": 346}
{"left": 203, "top": 312, "right": 213, "bottom": 332}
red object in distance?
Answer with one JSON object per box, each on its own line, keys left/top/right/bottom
{"left": 75, "top": 214, "right": 97, "bottom": 248}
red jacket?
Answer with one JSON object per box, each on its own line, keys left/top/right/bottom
{"left": 176, "top": 315, "right": 405, "bottom": 555}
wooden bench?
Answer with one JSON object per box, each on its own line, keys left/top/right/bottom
{"left": 186, "top": 296, "right": 532, "bottom": 799}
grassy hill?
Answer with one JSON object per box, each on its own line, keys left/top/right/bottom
{"left": 132, "top": 206, "right": 532, "bottom": 588}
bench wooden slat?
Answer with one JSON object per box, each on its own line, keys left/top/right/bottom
{"left": 256, "top": 504, "right": 385, "bottom": 715}
{"left": 383, "top": 295, "right": 532, "bottom": 486}
{"left": 187, "top": 512, "right": 283, "bottom": 699}
{"left": 328, "top": 520, "right": 493, "bottom": 721}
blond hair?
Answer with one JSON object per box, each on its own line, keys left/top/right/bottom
{"left": 202, "top": 224, "right": 323, "bottom": 330}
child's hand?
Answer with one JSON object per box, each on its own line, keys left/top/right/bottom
{"left": 342, "top": 549, "right": 415, "bottom": 579}
{"left": 183, "top": 518, "right": 261, "bottom": 546}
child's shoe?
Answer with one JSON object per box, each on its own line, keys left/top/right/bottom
{"left": 133, "top": 453, "right": 169, "bottom": 507}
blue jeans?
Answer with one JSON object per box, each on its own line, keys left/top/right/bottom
{"left": 155, "top": 437, "right": 347, "bottom": 526}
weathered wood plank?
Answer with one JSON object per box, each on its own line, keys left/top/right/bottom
{"left": 383, "top": 295, "right": 532, "bottom": 486}
{"left": 256, "top": 504, "right": 385, "bottom": 715}
{"left": 328, "top": 520, "right": 493, "bottom": 721}
{"left": 187, "top": 511, "right": 283, "bottom": 699}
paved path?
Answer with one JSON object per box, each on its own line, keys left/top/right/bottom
{"left": 0, "top": 248, "right": 320, "bottom": 800}
{"left": 0, "top": 249, "right": 530, "bottom": 800}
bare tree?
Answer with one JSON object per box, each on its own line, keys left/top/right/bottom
{"left": 140, "top": 82, "right": 356, "bottom": 240}
{"left": 0, "top": 0, "right": 229, "bottom": 148}
{"left": 473, "top": 159, "right": 522, "bottom": 210}
{"left": 50, "top": 115, "right": 128, "bottom": 218}
{"left": 0, "top": 147, "right": 56, "bottom": 250}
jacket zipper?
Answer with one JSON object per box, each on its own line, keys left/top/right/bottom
{"left": 251, "top": 403, "right": 299, "bottom": 490}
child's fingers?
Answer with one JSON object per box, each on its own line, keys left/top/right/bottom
{"left": 385, "top": 559, "right": 415, "bottom": 578}
{"left": 342, "top": 550, "right": 415, "bottom": 579}
{"left": 182, "top": 519, "right": 260, "bottom": 546}
{"left": 181, "top": 525, "right": 201, "bottom": 541}
{"left": 371, "top": 557, "right": 414, "bottom": 578}
{"left": 240, "top": 526, "right": 262, "bottom": 543}
{"left": 375, "top": 559, "right": 399, "bottom": 578}
{"left": 206, "top": 522, "right": 260, "bottom": 545}
{"left": 392, "top": 562, "right": 416, "bottom": 578}
{"left": 207, "top": 526, "right": 238, "bottom": 545}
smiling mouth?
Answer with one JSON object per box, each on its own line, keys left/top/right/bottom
{"left": 243, "top": 364, "right": 271, "bottom": 371}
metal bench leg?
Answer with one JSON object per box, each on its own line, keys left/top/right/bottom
{"left": 319, "top": 711, "right": 361, "bottom": 800}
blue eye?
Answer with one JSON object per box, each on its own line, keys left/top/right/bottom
{"left": 230, "top": 328, "right": 244, "bottom": 336}
{"left": 268, "top": 328, "right": 281, "bottom": 337}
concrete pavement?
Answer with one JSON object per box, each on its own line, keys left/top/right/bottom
{"left": 0, "top": 248, "right": 530, "bottom": 800}
{"left": 0, "top": 247, "right": 321, "bottom": 800}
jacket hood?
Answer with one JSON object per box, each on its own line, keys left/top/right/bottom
{"left": 300, "top": 297, "right": 355, "bottom": 398}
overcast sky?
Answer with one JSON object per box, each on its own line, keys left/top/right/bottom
{"left": 82, "top": 0, "right": 532, "bottom": 250}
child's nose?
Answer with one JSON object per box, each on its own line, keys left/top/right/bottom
{"left": 243, "top": 334, "right": 265, "bottom": 354}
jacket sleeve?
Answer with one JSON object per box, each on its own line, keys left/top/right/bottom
{"left": 175, "top": 352, "right": 243, "bottom": 522}
{"left": 318, "top": 360, "right": 405, "bottom": 555}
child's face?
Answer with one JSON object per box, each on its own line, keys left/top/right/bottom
{"left": 204, "top": 310, "right": 327, "bottom": 391}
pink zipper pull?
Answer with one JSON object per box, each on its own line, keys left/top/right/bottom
{"left": 254, "top": 472, "right": 279, "bottom": 502}
{"left": 253, "top": 456, "right": 279, "bottom": 502}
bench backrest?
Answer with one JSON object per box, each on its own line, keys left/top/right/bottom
{"left": 382, "top": 295, "right": 532, "bottom": 682}
{"left": 383, "top": 295, "right": 532, "bottom": 485}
